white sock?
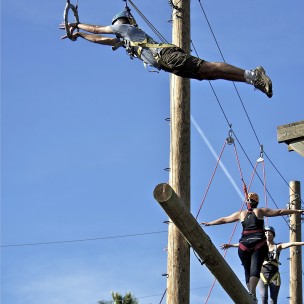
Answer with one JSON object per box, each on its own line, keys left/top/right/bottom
{"left": 244, "top": 70, "right": 256, "bottom": 83}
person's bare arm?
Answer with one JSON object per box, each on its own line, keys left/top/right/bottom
{"left": 220, "top": 243, "right": 239, "bottom": 250}
{"left": 59, "top": 22, "right": 116, "bottom": 43}
{"left": 75, "top": 23, "right": 114, "bottom": 34}
{"left": 201, "top": 211, "right": 240, "bottom": 226}
{"left": 277, "top": 241, "right": 304, "bottom": 251}
{"left": 60, "top": 22, "right": 114, "bottom": 34}
{"left": 74, "top": 32, "right": 118, "bottom": 46}
{"left": 259, "top": 208, "right": 304, "bottom": 217}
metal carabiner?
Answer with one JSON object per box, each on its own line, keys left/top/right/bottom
{"left": 257, "top": 144, "right": 264, "bottom": 163}
{"left": 226, "top": 127, "right": 234, "bottom": 145}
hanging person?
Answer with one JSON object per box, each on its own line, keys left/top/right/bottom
{"left": 59, "top": 9, "right": 273, "bottom": 98}
{"left": 221, "top": 226, "right": 304, "bottom": 304}
{"left": 201, "top": 192, "right": 304, "bottom": 302}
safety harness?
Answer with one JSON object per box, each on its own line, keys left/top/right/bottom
{"left": 239, "top": 204, "right": 267, "bottom": 252}
{"left": 239, "top": 235, "right": 267, "bottom": 252}
{"left": 112, "top": 37, "right": 175, "bottom": 70}
{"left": 260, "top": 245, "right": 281, "bottom": 285}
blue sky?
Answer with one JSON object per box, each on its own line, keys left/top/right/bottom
{"left": 1, "top": 0, "right": 303, "bottom": 303}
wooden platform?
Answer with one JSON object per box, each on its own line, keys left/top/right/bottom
{"left": 277, "top": 120, "right": 304, "bottom": 156}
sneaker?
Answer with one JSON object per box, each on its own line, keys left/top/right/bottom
{"left": 248, "top": 291, "right": 258, "bottom": 302}
{"left": 253, "top": 66, "right": 273, "bottom": 98}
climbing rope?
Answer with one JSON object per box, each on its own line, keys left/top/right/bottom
{"left": 127, "top": 0, "right": 169, "bottom": 43}
{"left": 203, "top": 154, "right": 262, "bottom": 304}
{"left": 195, "top": 127, "right": 252, "bottom": 220}
{"left": 195, "top": 139, "right": 227, "bottom": 220}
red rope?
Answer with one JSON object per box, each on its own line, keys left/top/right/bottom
{"left": 233, "top": 141, "right": 251, "bottom": 203}
{"left": 204, "top": 277, "right": 216, "bottom": 303}
{"left": 204, "top": 157, "right": 270, "bottom": 303}
{"left": 196, "top": 137, "right": 268, "bottom": 303}
{"left": 204, "top": 161, "right": 259, "bottom": 303}
{"left": 204, "top": 160, "right": 247, "bottom": 302}
{"left": 233, "top": 141, "right": 245, "bottom": 183}
{"left": 204, "top": 195, "right": 247, "bottom": 303}
{"left": 204, "top": 218, "right": 241, "bottom": 303}
{"left": 195, "top": 140, "right": 227, "bottom": 220}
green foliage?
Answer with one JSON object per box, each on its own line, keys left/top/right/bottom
{"left": 98, "top": 291, "right": 138, "bottom": 304}
{"left": 121, "top": 292, "right": 138, "bottom": 304}
{"left": 111, "top": 291, "right": 123, "bottom": 304}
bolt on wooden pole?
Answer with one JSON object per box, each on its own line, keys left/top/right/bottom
{"left": 154, "top": 183, "right": 257, "bottom": 304}
{"left": 289, "top": 181, "right": 302, "bottom": 304}
{"left": 166, "top": 0, "right": 191, "bottom": 304}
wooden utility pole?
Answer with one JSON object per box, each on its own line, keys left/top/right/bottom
{"left": 289, "top": 181, "right": 302, "bottom": 304}
{"left": 154, "top": 184, "right": 256, "bottom": 304}
{"left": 167, "top": 0, "right": 191, "bottom": 303}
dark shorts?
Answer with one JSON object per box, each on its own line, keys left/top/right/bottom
{"left": 159, "top": 47, "right": 204, "bottom": 80}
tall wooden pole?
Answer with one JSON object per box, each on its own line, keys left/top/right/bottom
{"left": 289, "top": 181, "right": 302, "bottom": 304}
{"left": 167, "top": 0, "right": 191, "bottom": 303}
